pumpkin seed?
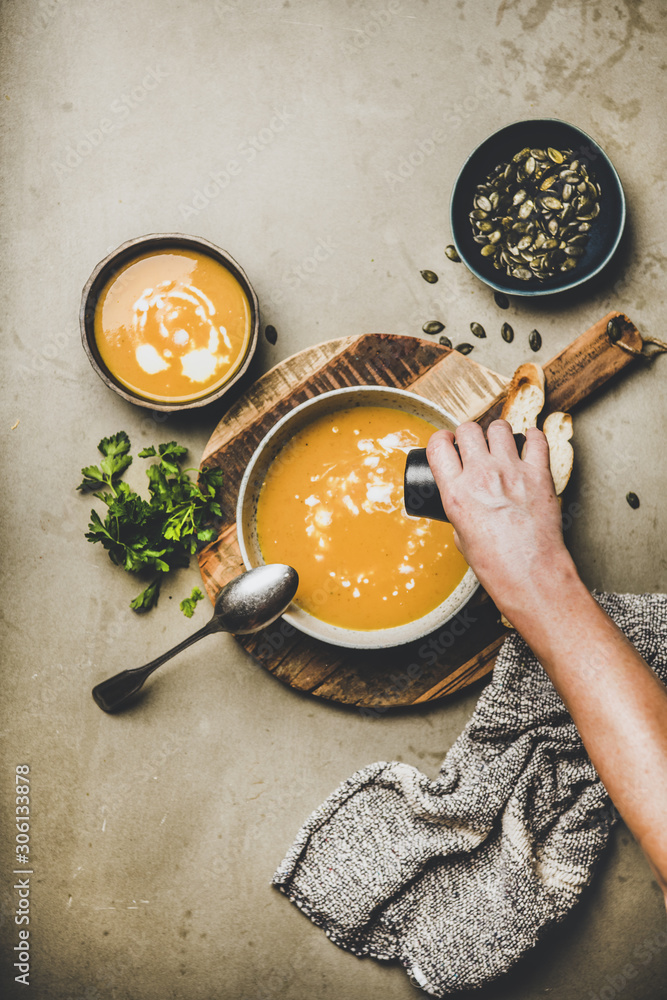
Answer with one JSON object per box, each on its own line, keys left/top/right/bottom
{"left": 422, "top": 320, "right": 444, "bottom": 335}
{"left": 420, "top": 269, "right": 438, "bottom": 283}
{"left": 445, "top": 245, "right": 461, "bottom": 262}
{"left": 501, "top": 322, "right": 514, "bottom": 343}
{"left": 540, "top": 174, "right": 558, "bottom": 191}
{"left": 626, "top": 491, "right": 640, "bottom": 509}
{"left": 468, "top": 143, "right": 601, "bottom": 282}
{"left": 607, "top": 317, "right": 622, "bottom": 343}
{"left": 265, "top": 324, "right": 278, "bottom": 344}
{"left": 529, "top": 329, "right": 542, "bottom": 351}
{"left": 456, "top": 343, "right": 474, "bottom": 354}
{"left": 439, "top": 335, "right": 453, "bottom": 348}
{"left": 470, "top": 321, "right": 486, "bottom": 339}
{"left": 494, "top": 291, "right": 510, "bottom": 309}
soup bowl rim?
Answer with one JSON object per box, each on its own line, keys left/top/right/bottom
{"left": 80, "top": 232, "right": 260, "bottom": 412}
{"left": 236, "top": 384, "right": 480, "bottom": 649}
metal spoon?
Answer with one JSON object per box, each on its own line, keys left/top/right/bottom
{"left": 92, "top": 564, "right": 298, "bottom": 713}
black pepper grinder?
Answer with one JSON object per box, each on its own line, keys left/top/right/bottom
{"left": 403, "top": 449, "right": 448, "bottom": 521}
{"left": 404, "top": 433, "right": 525, "bottom": 522}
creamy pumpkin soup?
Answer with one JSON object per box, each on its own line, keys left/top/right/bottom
{"left": 256, "top": 406, "right": 469, "bottom": 631}
{"left": 94, "top": 249, "right": 252, "bottom": 402}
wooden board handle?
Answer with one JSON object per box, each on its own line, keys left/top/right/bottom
{"left": 473, "top": 311, "right": 642, "bottom": 428}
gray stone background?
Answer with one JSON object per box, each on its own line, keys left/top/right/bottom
{"left": 1, "top": 0, "right": 666, "bottom": 997}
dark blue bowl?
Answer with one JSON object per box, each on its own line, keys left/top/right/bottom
{"left": 450, "top": 118, "right": 626, "bottom": 297}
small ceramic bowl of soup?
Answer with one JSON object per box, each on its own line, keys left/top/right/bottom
{"left": 237, "top": 386, "right": 479, "bottom": 649}
{"left": 80, "top": 234, "right": 259, "bottom": 411}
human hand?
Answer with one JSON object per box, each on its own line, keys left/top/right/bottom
{"left": 426, "top": 419, "right": 573, "bottom": 617}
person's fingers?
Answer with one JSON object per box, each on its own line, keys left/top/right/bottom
{"left": 426, "top": 429, "right": 463, "bottom": 487}
{"left": 455, "top": 421, "right": 489, "bottom": 464}
{"left": 486, "top": 419, "right": 521, "bottom": 461}
{"left": 522, "top": 426, "right": 551, "bottom": 469}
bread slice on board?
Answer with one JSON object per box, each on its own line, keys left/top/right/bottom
{"left": 543, "top": 411, "right": 574, "bottom": 496}
{"left": 500, "top": 363, "right": 546, "bottom": 435}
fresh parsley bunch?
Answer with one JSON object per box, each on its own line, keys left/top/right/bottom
{"left": 77, "top": 431, "right": 222, "bottom": 614}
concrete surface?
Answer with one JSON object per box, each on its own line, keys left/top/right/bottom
{"left": 1, "top": 0, "right": 666, "bottom": 997}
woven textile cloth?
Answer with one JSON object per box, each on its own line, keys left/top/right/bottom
{"left": 273, "top": 593, "right": 667, "bottom": 996}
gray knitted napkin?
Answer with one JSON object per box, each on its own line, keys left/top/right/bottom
{"left": 273, "top": 593, "right": 667, "bottom": 996}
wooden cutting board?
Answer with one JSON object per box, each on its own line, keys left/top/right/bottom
{"left": 198, "top": 312, "right": 642, "bottom": 710}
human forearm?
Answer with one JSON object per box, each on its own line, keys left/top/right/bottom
{"left": 427, "top": 420, "right": 667, "bottom": 902}
{"left": 502, "top": 561, "right": 667, "bottom": 898}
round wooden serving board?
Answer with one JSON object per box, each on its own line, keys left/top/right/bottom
{"left": 197, "top": 333, "right": 510, "bottom": 709}
{"left": 197, "top": 315, "right": 643, "bottom": 709}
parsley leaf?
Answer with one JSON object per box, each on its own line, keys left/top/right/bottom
{"left": 77, "top": 430, "right": 133, "bottom": 492}
{"left": 180, "top": 586, "right": 205, "bottom": 618}
{"left": 130, "top": 579, "right": 162, "bottom": 613}
{"left": 78, "top": 432, "right": 222, "bottom": 613}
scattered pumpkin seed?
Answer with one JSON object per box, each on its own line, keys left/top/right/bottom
{"left": 501, "top": 322, "right": 514, "bottom": 343}
{"left": 468, "top": 145, "right": 601, "bottom": 282}
{"left": 439, "top": 335, "right": 452, "bottom": 348}
{"left": 494, "top": 291, "right": 509, "bottom": 309}
{"left": 470, "top": 321, "right": 486, "bottom": 339}
{"left": 529, "top": 329, "right": 542, "bottom": 352}
{"left": 420, "top": 269, "right": 438, "bottom": 283}
{"left": 265, "top": 324, "right": 278, "bottom": 345}
{"left": 607, "top": 317, "right": 622, "bottom": 343}
{"left": 626, "top": 491, "right": 640, "bottom": 509}
{"left": 422, "top": 320, "right": 445, "bottom": 335}
{"left": 444, "top": 245, "right": 461, "bottom": 262}
{"left": 456, "top": 343, "right": 474, "bottom": 355}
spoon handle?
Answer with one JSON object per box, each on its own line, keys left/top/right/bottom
{"left": 92, "top": 619, "right": 221, "bottom": 713}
